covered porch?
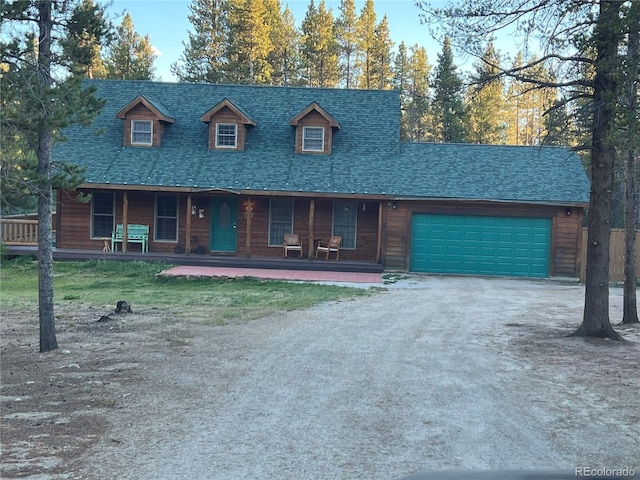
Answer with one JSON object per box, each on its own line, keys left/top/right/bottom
{"left": 55, "top": 189, "right": 387, "bottom": 265}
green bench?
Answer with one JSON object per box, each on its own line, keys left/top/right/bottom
{"left": 111, "top": 224, "right": 149, "bottom": 253}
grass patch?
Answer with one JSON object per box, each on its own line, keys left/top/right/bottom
{"left": 0, "top": 259, "right": 369, "bottom": 324}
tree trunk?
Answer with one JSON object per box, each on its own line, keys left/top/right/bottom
{"left": 622, "top": 145, "right": 639, "bottom": 324}
{"left": 572, "top": 0, "right": 623, "bottom": 340}
{"left": 622, "top": 0, "right": 640, "bottom": 325}
{"left": 37, "top": 1, "right": 58, "bottom": 353}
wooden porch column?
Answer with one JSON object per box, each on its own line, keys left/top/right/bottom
{"left": 376, "top": 201, "right": 383, "bottom": 263}
{"left": 245, "top": 197, "right": 253, "bottom": 258}
{"left": 186, "top": 194, "right": 192, "bottom": 255}
{"left": 308, "top": 199, "right": 315, "bottom": 259}
{"left": 122, "top": 192, "right": 129, "bottom": 253}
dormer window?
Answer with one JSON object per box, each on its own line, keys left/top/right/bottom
{"left": 289, "top": 102, "right": 340, "bottom": 155}
{"left": 116, "top": 95, "right": 175, "bottom": 147}
{"left": 201, "top": 99, "right": 256, "bottom": 151}
{"left": 303, "top": 127, "right": 324, "bottom": 152}
{"left": 216, "top": 123, "right": 238, "bottom": 148}
{"left": 131, "top": 120, "right": 153, "bottom": 145}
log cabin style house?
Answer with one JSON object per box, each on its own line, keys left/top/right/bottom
{"left": 52, "top": 80, "right": 590, "bottom": 278}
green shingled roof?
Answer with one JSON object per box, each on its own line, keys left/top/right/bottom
{"left": 53, "top": 80, "right": 590, "bottom": 205}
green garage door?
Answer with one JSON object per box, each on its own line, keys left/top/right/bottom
{"left": 410, "top": 214, "right": 551, "bottom": 278}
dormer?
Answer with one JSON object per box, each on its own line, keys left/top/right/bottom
{"left": 289, "top": 102, "right": 340, "bottom": 155}
{"left": 200, "top": 99, "right": 256, "bottom": 151}
{"left": 116, "top": 95, "right": 175, "bottom": 147}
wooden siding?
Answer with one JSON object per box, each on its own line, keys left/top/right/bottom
{"left": 57, "top": 190, "right": 380, "bottom": 261}
{"left": 382, "top": 201, "right": 583, "bottom": 277}
{"left": 206, "top": 106, "right": 247, "bottom": 151}
{"left": 294, "top": 111, "right": 333, "bottom": 155}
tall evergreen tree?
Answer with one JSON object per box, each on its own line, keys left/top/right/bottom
{"left": 226, "top": 0, "right": 273, "bottom": 84}
{"left": 404, "top": 44, "right": 432, "bottom": 141}
{"left": 431, "top": 36, "right": 467, "bottom": 143}
{"left": 504, "top": 53, "right": 556, "bottom": 145}
{"left": 104, "top": 12, "right": 156, "bottom": 80}
{"left": 355, "top": 0, "right": 376, "bottom": 89}
{"left": 371, "top": 15, "right": 394, "bottom": 89}
{"left": 620, "top": 0, "right": 640, "bottom": 325}
{"left": 335, "top": 0, "right": 359, "bottom": 88}
{"left": 393, "top": 41, "right": 411, "bottom": 140}
{"left": 171, "top": 0, "right": 228, "bottom": 83}
{"left": 265, "top": 2, "right": 302, "bottom": 85}
{"left": 301, "top": 0, "right": 339, "bottom": 87}
{"left": 1, "top": 0, "right": 110, "bottom": 352}
{"left": 466, "top": 41, "right": 506, "bottom": 144}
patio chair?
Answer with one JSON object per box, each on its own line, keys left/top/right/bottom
{"left": 316, "top": 236, "right": 342, "bottom": 260}
{"left": 283, "top": 233, "right": 303, "bottom": 258}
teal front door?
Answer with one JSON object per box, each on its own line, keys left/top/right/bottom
{"left": 410, "top": 214, "right": 551, "bottom": 278}
{"left": 210, "top": 197, "right": 237, "bottom": 252}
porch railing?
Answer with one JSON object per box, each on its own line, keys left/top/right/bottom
{"left": 1, "top": 218, "right": 39, "bottom": 245}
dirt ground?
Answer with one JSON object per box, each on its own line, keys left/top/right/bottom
{"left": 1, "top": 276, "right": 639, "bottom": 479}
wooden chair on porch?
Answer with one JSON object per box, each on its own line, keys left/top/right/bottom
{"left": 316, "top": 236, "right": 342, "bottom": 260}
{"left": 283, "top": 233, "right": 303, "bottom": 258}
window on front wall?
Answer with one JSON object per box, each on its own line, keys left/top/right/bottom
{"left": 302, "top": 126, "right": 324, "bottom": 152}
{"left": 216, "top": 123, "right": 237, "bottom": 148}
{"left": 155, "top": 194, "right": 178, "bottom": 241}
{"left": 269, "top": 198, "right": 294, "bottom": 246}
{"left": 131, "top": 120, "right": 153, "bottom": 145}
{"left": 333, "top": 200, "right": 357, "bottom": 249}
{"left": 91, "top": 192, "right": 114, "bottom": 238}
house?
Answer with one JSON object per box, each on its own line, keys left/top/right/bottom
{"left": 52, "top": 80, "right": 591, "bottom": 278}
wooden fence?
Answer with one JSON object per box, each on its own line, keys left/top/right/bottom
{"left": 1, "top": 218, "right": 39, "bottom": 245}
{"left": 580, "top": 228, "right": 640, "bottom": 282}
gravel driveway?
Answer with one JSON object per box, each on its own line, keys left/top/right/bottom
{"left": 77, "top": 276, "right": 639, "bottom": 479}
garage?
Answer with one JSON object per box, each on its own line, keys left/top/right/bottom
{"left": 410, "top": 214, "right": 552, "bottom": 278}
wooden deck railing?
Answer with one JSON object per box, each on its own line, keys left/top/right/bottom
{"left": 1, "top": 218, "right": 39, "bottom": 245}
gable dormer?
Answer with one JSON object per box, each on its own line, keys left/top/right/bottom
{"left": 200, "top": 99, "right": 256, "bottom": 152}
{"left": 289, "top": 102, "right": 340, "bottom": 155}
{"left": 116, "top": 95, "right": 175, "bottom": 147}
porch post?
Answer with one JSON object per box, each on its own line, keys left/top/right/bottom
{"left": 122, "top": 192, "right": 129, "bottom": 253}
{"left": 186, "top": 194, "right": 192, "bottom": 255}
{"left": 376, "top": 201, "right": 383, "bottom": 263}
{"left": 244, "top": 197, "right": 253, "bottom": 258}
{"left": 308, "top": 199, "right": 315, "bottom": 259}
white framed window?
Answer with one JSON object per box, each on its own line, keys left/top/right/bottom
{"left": 302, "top": 126, "right": 324, "bottom": 152}
{"left": 131, "top": 120, "right": 153, "bottom": 145}
{"left": 216, "top": 123, "right": 238, "bottom": 148}
{"left": 268, "top": 198, "right": 294, "bottom": 246}
{"left": 332, "top": 200, "right": 357, "bottom": 249}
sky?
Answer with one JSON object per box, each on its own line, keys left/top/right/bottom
{"left": 106, "top": 0, "right": 453, "bottom": 82}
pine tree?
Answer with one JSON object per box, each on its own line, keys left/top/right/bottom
{"left": 431, "top": 36, "right": 467, "bottom": 143}
{"left": 356, "top": 0, "right": 376, "bottom": 89}
{"left": 104, "top": 12, "right": 156, "bottom": 80}
{"left": 393, "top": 42, "right": 411, "bottom": 140}
{"left": 265, "top": 2, "right": 302, "bottom": 85}
{"left": 336, "top": 0, "right": 359, "bottom": 88}
{"left": 466, "top": 41, "right": 506, "bottom": 144}
{"left": 404, "top": 44, "right": 432, "bottom": 141}
{"left": 1, "top": 0, "right": 110, "bottom": 352}
{"left": 301, "top": 0, "right": 339, "bottom": 87}
{"left": 226, "top": 0, "right": 273, "bottom": 84}
{"left": 371, "top": 15, "right": 394, "bottom": 89}
{"left": 171, "top": 0, "right": 228, "bottom": 83}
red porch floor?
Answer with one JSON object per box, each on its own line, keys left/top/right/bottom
{"left": 160, "top": 265, "right": 383, "bottom": 284}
